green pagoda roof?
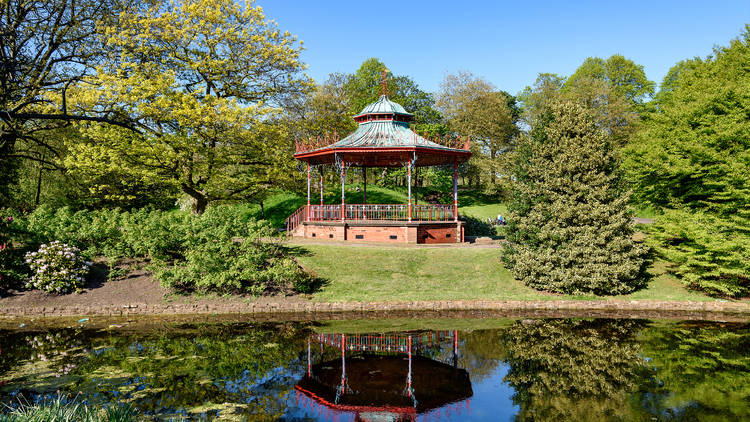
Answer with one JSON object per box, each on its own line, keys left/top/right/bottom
{"left": 329, "top": 120, "right": 452, "bottom": 150}
{"left": 353, "top": 95, "right": 413, "bottom": 118}
{"left": 293, "top": 94, "right": 471, "bottom": 167}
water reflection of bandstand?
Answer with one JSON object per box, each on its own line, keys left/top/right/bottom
{"left": 295, "top": 331, "right": 473, "bottom": 422}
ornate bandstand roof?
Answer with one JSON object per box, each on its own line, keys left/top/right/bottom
{"left": 294, "top": 95, "right": 471, "bottom": 167}
{"left": 353, "top": 94, "right": 413, "bottom": 119}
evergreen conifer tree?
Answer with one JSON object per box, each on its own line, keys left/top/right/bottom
{"left": 503, "top": 101, "right": 648, "bottom": 295}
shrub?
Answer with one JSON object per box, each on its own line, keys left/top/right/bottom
{"left": 460, "top": 214, "right": 496, "bottom": 237}
{"left": 14, "top": 205, "right": 312, "bottom": 295}
{"left": 25, "top": 241, "right": 91, "bottom": 293}
{"left": 644, "top": 209, "right": 750, "bottom": 298}
{"left": 148, "top": 206, "right": 309, "bottom": 295}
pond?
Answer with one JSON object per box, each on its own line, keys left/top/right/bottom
{"left": 1, "top": 317, "right": 749, "bottom": 421}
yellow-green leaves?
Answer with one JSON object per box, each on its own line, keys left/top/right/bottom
{"left": 66, "top": 0, "right": 309, "bottom": 212}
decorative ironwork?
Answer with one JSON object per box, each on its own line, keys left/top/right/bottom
{"left": 334, "top": 152, "right": 352, "bottom": 171}
{"left": 295, "top": 131, "right": 341, "bottom": 153}
{"left": 379, "top": 67, "right": 391, "bottom": 96}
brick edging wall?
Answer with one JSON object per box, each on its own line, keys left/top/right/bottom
{"left": 1, "top": 300, "right": 748, "bottom": 318}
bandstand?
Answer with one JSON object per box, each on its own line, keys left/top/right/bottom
{"left": 294, "top": 331, "right": 473, "bottom": 421}
{"left": 285, "top": 92, "right": 472, "bottom": 244}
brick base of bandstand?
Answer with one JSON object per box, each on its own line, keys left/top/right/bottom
{"left": 298, "top": 220, "right": 464, "bottom": 244}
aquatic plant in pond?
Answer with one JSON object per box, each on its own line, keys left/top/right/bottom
{"left": 24, "top": 241, "right": 91, "bottom": 293}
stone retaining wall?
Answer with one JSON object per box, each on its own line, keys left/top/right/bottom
{"left": 1, "top": 300, "right": 748, "bottom": 319}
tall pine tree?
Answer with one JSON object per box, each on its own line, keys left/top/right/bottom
{"left": 503, "top": 101, "right": 647, "bottom": 295}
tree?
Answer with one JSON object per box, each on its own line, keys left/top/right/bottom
{"left": 0, "top": 0, "right": 135, "bottom": 205}
{"left": 565, "top": 55, "right": 654, "bottom": 107}
{"left": 563, "top": 55, "right": 654, "bottom": 145}
{"left": 64, "top": 0, "right": 310, "bottom": 213}
{"left": 436, "top": 71, "right": 519, "bottom": 192}
{"left": 344, "top": 58, "right": 441, "bottom": 125}
{"left": 517, "top": 73, "right": 566, "bottom": 130}
{"left": 503, "top": 101, "right": 648, "bottom": 295}
{"left": 623, "top": 27, "right": 750, "bottom": 297}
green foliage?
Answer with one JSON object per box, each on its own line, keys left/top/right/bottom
{"left": 642, "top": 209, "right": 750, "bottom": 297}
{"left": 503, "top": 101, "right": 648, "bottom": 295}
{"left": 0, "top": 211, "right": 29, "bottom": 290}
{"left": 565, "top": 54, "right": 655, "bottom": 106}
{"left": 624, "top": 27, "right": 750, "bottom": 297}
{"left": 24, "top": 241, "right": 91, "bottom": 293}
{"left": 152, "top": 207, "right": 306, "bottom": 295}
{"left": 436, "top": 71, "right": 520, "bottom": 192}
{"left": 459, "top": 214, "right": 495, "bottom": 237}
{"left": 60, "top": 0, "right": 309, "bottom": 214}
{"left": 0, "top": 397, "right": 136, "bottom": 422}
{"left": 14, "top": 205, "right": 309, "bottom": 295}
{"left": 344, "top": 58, "right": 441, "bottom": 125}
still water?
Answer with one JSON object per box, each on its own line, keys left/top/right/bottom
{"left": 1, "top": 318, "right": 749, "bottom": 421}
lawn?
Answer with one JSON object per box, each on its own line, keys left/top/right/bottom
{"left": 290, "top": 243, "right": 714, "bottom": 303}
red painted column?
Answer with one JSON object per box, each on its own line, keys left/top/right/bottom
{"left": 306, "top": 163, "right": 311, "bottom": 222}
{"left": 320, "top": 172, "right": 324, "bottom": 207}
{"left": 407, "top": 161, "right": 412, "bottom": 222}
{"left": 453, "top": 162, "right": 458, "bottom": 222}
{"left": 362, "top": 166, "right": 367, "bottom": 204}
{"left": 341, "top": 161, "right": 346, "bottom": 222}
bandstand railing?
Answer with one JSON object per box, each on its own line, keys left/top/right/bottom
{"left": 285, "top": 204, "right": 456, "bottom": 235}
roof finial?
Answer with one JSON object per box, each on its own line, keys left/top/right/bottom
{"left": 379, "top": 67, "right": 390, "bottom": 97}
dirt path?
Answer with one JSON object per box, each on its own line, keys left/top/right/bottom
{"left": 1, "top": 273, "right": 748, "bottom": 323}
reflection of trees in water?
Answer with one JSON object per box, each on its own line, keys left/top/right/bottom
{"left": 2, "top": 323, "right": 309, "bottom": 420}
{"left": 457, "top": 329, "right": 506, "bottom": 382}
{"left": 638, "top": 322, "right": 750, "bottom": 420}
{"left": 501, "top": 319, "right": 650, "bottom": 421}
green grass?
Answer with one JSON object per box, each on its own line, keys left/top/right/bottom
{"left": 272, "top": 187, "right": 714, "bottom": 303}
{"left": 291, "top": 243, "right": 715, "bottom": 303}
{"left": 0, "top": 398, "right": 137, "bottom": 422}
{"left": 630, "top": 204, "right": 661, "bottom": 219}
{"left": 459, "top": 203, "right": 508, "bottom": 221}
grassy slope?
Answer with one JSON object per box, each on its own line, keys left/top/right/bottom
{"left": 267, "top": 187, "right": 713, "bottom": 303}
{"left": 292, "top": 243, "right": 713, "bottom": 303}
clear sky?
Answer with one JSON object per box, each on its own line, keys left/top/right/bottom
{"left": 259, "top": 0, "right": 749, "bottom": 96}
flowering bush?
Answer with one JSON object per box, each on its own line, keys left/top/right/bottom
{"left": 25, "top": 241, "right": 91, "bottom": 293}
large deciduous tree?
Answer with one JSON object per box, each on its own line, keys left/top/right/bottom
{"left": 344, "top": 58, "right": 442, "bottom": 125}
{"left": 503, "top": 101, "right": 648, "bottom": 295}
{"left": 436, "top": 71, "right": 519, "bottom": 191}
{"left": 0, "top": 0, "right": 133, "bottom": 204}
{"left": 64, "top": 0, "right": 310, "bottom": 213}
{"left": 623, "top": 28, "right": 750, "bottom": 297}
{"left": 565, "top": 54, "right": 654, "bottom": 107}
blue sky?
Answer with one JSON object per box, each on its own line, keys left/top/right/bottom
{"left": 260, "top": 0, "right": 749, "bottom": 96}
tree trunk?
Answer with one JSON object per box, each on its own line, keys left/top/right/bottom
{"left": 181, "top": 183, "right": 208, "bottom": 214}
{"left": 0, "top": 131, "right": 19, "bottom": 203}
{"left": 191, "top": 196, "right": 208, "bottom": 214}
{"left": 34, "top": 155, "right": 45, "bottom": 207}
{"left": 259, "top": 200, "right": 265, "bottom": 218}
